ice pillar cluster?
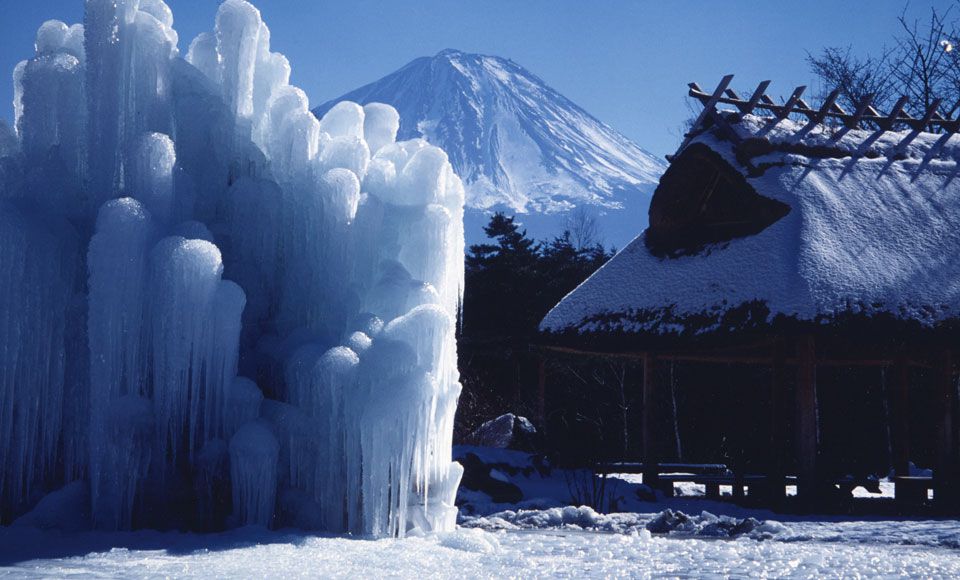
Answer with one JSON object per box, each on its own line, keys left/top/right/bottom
{"left": 0, "top": 0, "right": 465, "bottom": 536}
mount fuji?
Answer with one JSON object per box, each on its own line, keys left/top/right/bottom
{"left": 314, "top": 49, "right": 666, "bottom": 248}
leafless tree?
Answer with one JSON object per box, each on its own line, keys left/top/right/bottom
{"left": 806, "top": 46, "right": 896, "bottom": 113}
{"left": 563, "top": 207, "right": 601, "bottom": 251}
{"left": 892, "top": 5, "right": 959, "bottom": 123}
{"left": 808, "top": 4, "right": 960, "bottom": 129}
{"left": 563, "top": 464, "right": 622, "bottom": 512}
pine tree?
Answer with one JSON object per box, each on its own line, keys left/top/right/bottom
{"left": 464, "top": 213, "right": 541, "bottom": 340}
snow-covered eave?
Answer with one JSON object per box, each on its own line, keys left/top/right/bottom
{"left": 712, "top": 111, "right": 960, "bottom": 163}
{"left": 539, "top": 298, "right": 960, "bottom": 355}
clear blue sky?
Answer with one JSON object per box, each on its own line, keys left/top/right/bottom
{"left": 0, "top": 0, "right": 951, "bottom": 156}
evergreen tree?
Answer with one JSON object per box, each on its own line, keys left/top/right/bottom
{"left": 457, "top": 211, "right": 615, "bottom": 440}
{"left": 462, "top": 212, "right": 613, "bottom": 342}
{"left": 464, "top": 213, "right": 541, "bottom": 340}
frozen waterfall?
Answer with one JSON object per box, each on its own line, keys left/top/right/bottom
{"left": 0, "top": 0, "right": 465, "bottom": 537}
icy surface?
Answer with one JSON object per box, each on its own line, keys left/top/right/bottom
{"left": 2, "top": 523, "right": 960, "bottom": 578}
{"left": 0, "top": 0, "right": 464, "bottom": 537}
{"left": 542, "top": 115, "right": 960, "bottom": 334}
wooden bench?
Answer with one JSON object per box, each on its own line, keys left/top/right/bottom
{"left": 601, "top": 462, "right": 729, "bottom": 476}
{"left": 606, "top": 463, "right": 890, "bottom": 502}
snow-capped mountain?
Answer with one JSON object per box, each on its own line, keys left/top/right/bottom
{"left": 314, "top": 49, "right": 666, "bottom": 247}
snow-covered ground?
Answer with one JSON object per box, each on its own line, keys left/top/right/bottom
{"left": 3, "top": 520, "right": 960, "bottom": 578}
{"left": 5, "top": 445, "right": 958, "bottom": 577}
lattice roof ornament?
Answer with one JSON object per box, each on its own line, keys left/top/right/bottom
{"left": 677, "top": 74, "right": 960, "bottom": 161}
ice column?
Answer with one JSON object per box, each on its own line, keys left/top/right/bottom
{"left": 87, "top": 198, "right": 156, "bottom": 529}
{"left": 229, "top": 420, "right": 279, "bottom": 526}
{"left": 1, "top": 0, "right": 466, "bottom": 535}
{"left": 0, "top": 206, "right": 78, "bottom": 518}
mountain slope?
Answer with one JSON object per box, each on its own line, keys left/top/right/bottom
{"left": 314, "top": 49, "right": 666, "bottom": 246}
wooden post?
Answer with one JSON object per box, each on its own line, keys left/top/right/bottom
{"left": 642, "top": 352, "right": 660, "bottom": 490}
{"left": 935, "top": 348, "right": 956, "bottom": 510}
{"left": 537, "top": 358, "right": 547, "bottom": 431}
{"left": 733, "top": 469, "right": 746, "bottom": 501}
{"left": 892, "top": 355, "right": 910, "bottom": 478}
{"left": 768, "top": 337, "right": 787, "bottom": 502}
{"left": 796, "top": 335, "right": 819, "bottom": 501}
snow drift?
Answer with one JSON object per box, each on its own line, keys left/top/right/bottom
{"left": 0, "top": 0, "right": 465, "bottom": 537}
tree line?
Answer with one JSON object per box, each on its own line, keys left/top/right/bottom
{"left": 455, "top": 211, "right": 615, "bottom": 440}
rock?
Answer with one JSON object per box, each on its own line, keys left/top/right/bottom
{"left": 458, "top": 452, "right": 524, "bottom": 504}
{"left": 645, "top": 508, "right": 693, "bottom": 534}
{"left": 646, "top": 509, "right": 782, "bottom": 539}
{"left": 469, "top": 413, "right": 539, "bottom": 451}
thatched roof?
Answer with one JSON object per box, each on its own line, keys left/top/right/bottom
{"left": 540, "top": 112, "right": 960, "bottom": 347}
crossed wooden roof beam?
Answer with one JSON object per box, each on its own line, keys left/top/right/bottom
{"left": 679, "top": 74, "right": 960, "bottom": 158}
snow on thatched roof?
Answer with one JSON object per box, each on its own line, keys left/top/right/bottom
{"left": 540, "top": 112, "right": 960, "bottom": 340}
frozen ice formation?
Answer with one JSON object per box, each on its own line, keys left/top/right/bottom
{"left": 0, "top": 0, "right": 465, "bottom": 537}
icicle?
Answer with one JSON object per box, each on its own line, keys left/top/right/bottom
{"left": 229, "top": 420, "right": 279, "bottom": 527}
{"left": 223, "top": 377, "right": 263, "bottom": 438}
{"left": 149, "top": 236, "right": 223, "bottom": 462}
{"left": 18, "top": 37, "right": 86, "bottom": 215}
{"left": 126, "top": 133, "right": 176, "bottom": 225}
{"left": 215, "top": 0, "right": 262, "bottom": 123}
{"left": 0, "top": 203, "right": 78, "bottom": 521}
{"left": 87, "top": 198, "right": 156, "bottom": 529}
{"left": 91, "top": 395, "right": 155, "bottom": 530}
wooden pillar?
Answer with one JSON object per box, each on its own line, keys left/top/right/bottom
{"left": 935, "top": 348, "right": 956, "bottom": 509}
{"left": 795, "top": 335, "right": 819, "bottom": 500}
{"left": 642, "top": 352, "right": 660, "bottom": 489}
{"left": 768, "top": 336, "right": 787, "bottom": 502}
{"left": 891, "top": 354, "right": 911, "bottom": 478}
{"left": 537, "top": 358, "right": 547, "bottom": 430}
{"left": 733, "top": 470, "right": 746, "bottom": 500}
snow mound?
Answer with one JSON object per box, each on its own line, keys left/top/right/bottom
{"left": 437, "top": 528, "right": 501, "bottom": 554}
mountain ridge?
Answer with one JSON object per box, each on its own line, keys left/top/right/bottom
{"left": 314, "top": 49, "right": 666, "bottom": 246}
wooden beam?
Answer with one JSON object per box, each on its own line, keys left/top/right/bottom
{"left": 684, "top": 81, "right": 960, "bottom": 133}
{"left": 776, "top": 86, "right": 807, "bottom": 120}
{"left": 882, "top": 96, "right": 912, "bottom": 130}
{"left": 642, "top": 352, "right": 660, "bottom": 489}
{"left": 681, "top": 74, "right": 734, "bottom": 153}
{"left": 892, "top": 354, "right": 911, "bottom": 478}
{"left": 537, "top": 358, "right": 547, "bottom": 430}
{"left": 796, "top": 335, "right": 819, "bottom": 499}
{"left": 811, "top": 89, "right": 841, "bottom": 124}
{"left": 739, "top": 80, "right": 771, "bottom": 115}
{"left": 935, "top": 348, "right": 956, "bottom": 509}
{"left": 905, "top": 98, "right": 943, "bottom": 132}
{"left": 795, "top": 98, "right": 817, "bottom": 121}
{"left": 535, "top": 343, "right": 937, "bottom": 369}
{"left": 845, "top": 94, "right": 875, "bottom": 129}
{"left": 768, "top": 337, "right": 787, "bottom": 502}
